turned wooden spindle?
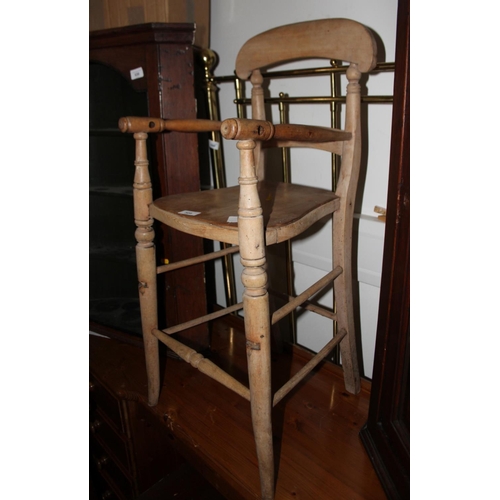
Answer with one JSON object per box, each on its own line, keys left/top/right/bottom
{"left": 221, "top": 118, "right": 275, "bottom": 141}
{"left": 221, "top": 117, "right": 351, "bottom": 143}
{"left": 133, "top": 132, "right": 160, "bottom": 406}
{"left": 119, "top": 116, "right": 222, "bottom": 134}
{"left": 236, "top": 139, "right": 274, "bottom": 500}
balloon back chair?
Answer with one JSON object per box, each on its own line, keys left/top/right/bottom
{"left": 119, "top": 18, "right": 377, "bottom": 500}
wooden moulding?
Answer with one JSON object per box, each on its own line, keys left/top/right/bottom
{"left": 89, "top": 1, "right": 211, "bottom": 48}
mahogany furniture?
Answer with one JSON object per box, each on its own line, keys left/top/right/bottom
{"left": 89, "top": 23, "right": 209, "bottom": 350}
{"left": 120, "top": 19, "right": 377, "bottom": 500}
{"left": 90, "top": 320, "right": 386, "bottom": 499}
{"left": 89, "top": 334, "right": 225, "bottom": 500}
{"left": 360, "top": 0, "right": 410, "bottom": 498}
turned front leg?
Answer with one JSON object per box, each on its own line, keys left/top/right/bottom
{"left": 237, "top": 139, "right": 274, "bottom": 499}
{"left": 133, "top": 132, "right": 160, "bottom": 406}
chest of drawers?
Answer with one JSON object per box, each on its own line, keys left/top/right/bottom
{"left": 90, "top": 373, "right": 138, "bottom": 499}
{"left": 89, "top": 335, "right": 226, "bottom": 500}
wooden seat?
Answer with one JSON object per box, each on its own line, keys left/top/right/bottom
{"left": 150, "top": 180, "right": 339, "bottom": 246}
{"left": 119, "top": 18, "right": 377, "bottom": 500}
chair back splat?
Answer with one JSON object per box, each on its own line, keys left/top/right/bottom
{"left": 119, "top": 18, "right": 377, "bottom": 500}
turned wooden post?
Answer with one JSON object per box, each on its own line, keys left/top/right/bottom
{"left": 333, "top": 64, "right": 362, "bottom": 394}
{"left": 133, "top": 132, "right": 160, "bottom": 406}
{"left": 237, "top": 139, "right": 274, "bottom": 500}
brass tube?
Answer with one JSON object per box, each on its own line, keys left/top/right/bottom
{"left": 212, "top": 62, "right": 395, "bottom": 84}
{"left": 330, "top": 61, "right": 341, "bottom": 364}
{"left": 201, "top": 49, "right": 238, "bottom": 308}
{"left": 278, "top": 92, "right": 296, "bottom": 344}
{"left": 234, "top": 95, "right": 393, "bottom": 105}
{"left": 234, "top": 76, "right": 246, "bottom": 119}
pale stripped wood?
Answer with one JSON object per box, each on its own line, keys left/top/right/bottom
{"left": 273, "top": 329, "right": 347, "bottom": 407}
{"left": 119, "top": 116, "right": 222, "bottom": 134}
{"left": 160, "top": 302, "right": 244, "bottom": 335}
{"left": 332, "top": 64, "right": 364, "bottom": 395}
{"left": 133, "top": 132, "right": 160, "bottom": 407}
{"left": 236, "top": 19, "right": 377, "bottom": 79}
{"left": 124, "top": 18, "right": 377, "bottom": 500}
{"left": 221, "top": 118, "right": 351, "bottom": 143}
{"left": 271, "top": 267, "right": 343, "bottom": 325}
{"left": 152, "top": 328, "right": 251, "bottom": 401}
{"left": 150, "top": 181, "right": 339, "bottom": 246}
{"left": 263, "top": 139, "right": 344, "bottom": 155}
{"left": 269, "top": 289, "right": 338, "bottom": 321}
{"left": 156, "top": 245, "right": 240, "bottom": 274}
{"left": 236, "top": 139, "right": 274, "bottom": 500}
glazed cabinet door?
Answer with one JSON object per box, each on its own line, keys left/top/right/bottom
{"left": 89, "top": 24, "right": 209, "bottom": 351}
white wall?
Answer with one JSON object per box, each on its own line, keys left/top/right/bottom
{"left": 208, "top": 0, "right": 398, "bottom": 378}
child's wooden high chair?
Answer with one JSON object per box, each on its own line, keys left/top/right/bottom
{"left": 119, "top": 18, "right": 377, "bottom": 499}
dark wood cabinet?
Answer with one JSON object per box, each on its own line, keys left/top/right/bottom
{"left": 359, "top": 0, "right": 410, "bottom": 498}
{"left": 90, "top": 341, "right": 225, "bottom": 500}
{"left": 90, "top": 373, "right": 140, "bottom": 499}
{"left": 89, "top": 23, "right": 209, "bottom": 351}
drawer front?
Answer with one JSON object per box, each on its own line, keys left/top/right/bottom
{"left": 91, "top": 437, "right": 135, "bottom": 499}
{"left": 91, "top": 470, "right": 123, "bottom": 500}
{"left": 90, "top": 377, "right": 123, "bottom": 433}
{"left": 91, "top": 410, "right": 130, "bottom": 473}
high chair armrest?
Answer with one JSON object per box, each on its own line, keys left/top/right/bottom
{"left": 221, "top": 118, "right": 351, "bottom": 143}
{"left": 119, "top": 116, "right": 222, "bottom": 133}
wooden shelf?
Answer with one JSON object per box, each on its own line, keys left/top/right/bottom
{"left": 90, "top": 186, "right": 133, "bottom": 197}
{"left": 90, "top": 245, "right": 135, "bottom": 262}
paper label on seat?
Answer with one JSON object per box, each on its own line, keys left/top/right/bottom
{"left": 227, "top": 216, "right": 238, "bottom": 223}
{"left": 178, "top": 210, "right": 201, "bottom": 216}
{"left": 209, "top": 140, "right": 220, "bottom": 150}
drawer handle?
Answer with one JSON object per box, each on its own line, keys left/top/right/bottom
{"left": 90, "top": 419, "right": 102, "bottom": 434}
{"left": 96, "top": 455, "right": 109, "bottom": 470}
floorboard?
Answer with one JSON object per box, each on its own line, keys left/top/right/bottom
{"left": 90, "top": 316, "right": 386, "bottom": 499}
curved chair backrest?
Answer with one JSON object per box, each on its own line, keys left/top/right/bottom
{"left": 235, "top": 18, "right": 377, "bottom": 79}
{"left": 234, "top": 18, "right": 377, "bottom": 198}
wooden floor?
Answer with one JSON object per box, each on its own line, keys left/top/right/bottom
{"left": 90, "top": 316, "right": 386, "bottom": 499}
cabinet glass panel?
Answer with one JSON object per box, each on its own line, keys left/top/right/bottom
{"left": 89, "top": 63, "right": 148, "bottom": 335}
